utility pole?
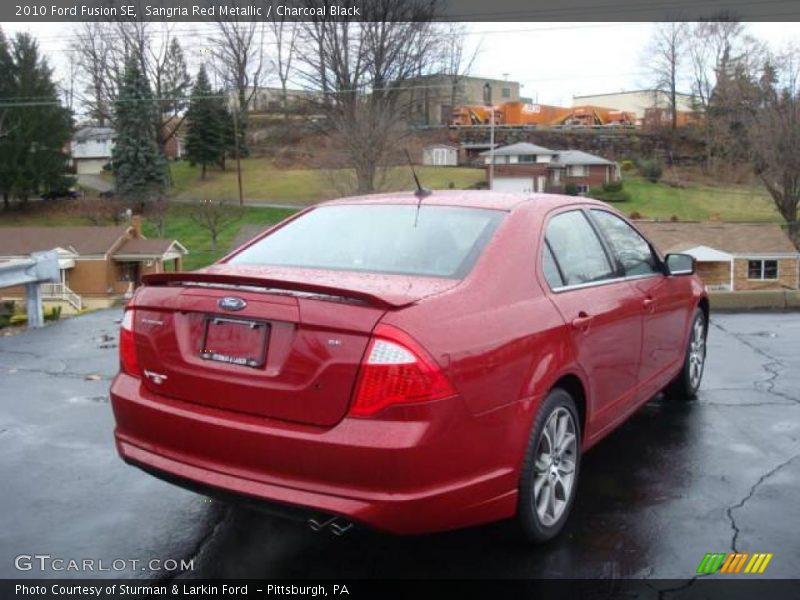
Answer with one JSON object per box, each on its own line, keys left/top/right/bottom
{"left": 484, "top": 82, "right": 495, "bottom": 189}
{"left": 232, "top": 105, "right": 244, "bottom": 207}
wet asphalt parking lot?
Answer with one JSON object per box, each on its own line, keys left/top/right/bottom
{"left": 0, "top": 309, "right": 798, "bottom": 581}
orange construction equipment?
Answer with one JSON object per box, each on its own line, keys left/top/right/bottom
{"left": 554, "top": 105, "right": 635, "bottom": 127}
{"left": 499, "top": 102, "right": 572, "bottom": 126}
{"left": 449, "top": 101, "right": 633, "bottom": 127}
{"left": 449, "top": 104, "right": 503, "bottom": 126}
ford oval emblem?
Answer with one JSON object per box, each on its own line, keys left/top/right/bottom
{"left": 218, "top": 296, "right": 247, "bottom": 311}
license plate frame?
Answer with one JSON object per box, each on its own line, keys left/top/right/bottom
{"left": 200, "top": 316, "right": 269, "bottom": 368}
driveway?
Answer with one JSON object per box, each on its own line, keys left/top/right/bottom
{"left": 76, "top": 174, "right": 113, "bottom": 193}
{"left": 1, "top": 310, "right": 798, "bottom": 581}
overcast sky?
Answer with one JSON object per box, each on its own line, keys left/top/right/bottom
{"left": 3, "top": 21, "right": 799, "bottom": 106}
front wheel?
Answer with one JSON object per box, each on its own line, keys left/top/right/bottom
{"left": 516, "top": 388, "right": 581, "bottom": 542}
{"left": 666, "top": 308, "right": 707, "bottom": 400}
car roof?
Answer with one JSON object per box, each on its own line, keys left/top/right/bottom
{"left": 320, "top": 190, "right": 609, "bottom": 213}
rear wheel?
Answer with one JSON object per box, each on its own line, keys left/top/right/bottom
{"left": 516, "top": 388, "right": 581, "bottom": 542}
{"left": 665, "top": 308, "right": 707, "bottom": 400}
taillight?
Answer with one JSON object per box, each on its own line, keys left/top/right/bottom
{"left": 349, "top": 324, "right": 455, "bottom": 417}
{"left": 119, "top": 309, "right": 141, "bottom": 377}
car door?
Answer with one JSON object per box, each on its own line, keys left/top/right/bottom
{"left": 541, "top": 209, "right": 644, "bottom": 438}
{"left": 588, "top": 209, "right": 688, "bottom": 392}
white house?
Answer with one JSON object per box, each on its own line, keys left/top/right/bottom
{"left": 480, "top": 143, "right": 618, "bottom": 194}
{"left": 71, "top": 127, "right": 115, "bottom": 175}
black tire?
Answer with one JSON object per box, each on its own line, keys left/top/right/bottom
{"left": 516, "top": 388, "right": 581, "bottom": 542}
{"left": 665, "top": 308, "right": 707, "bottom": 401}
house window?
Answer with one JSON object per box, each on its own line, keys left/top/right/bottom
{"left": 747, "top": 259, "right": 778, "bottom": 280}
{"left": 502, "top": 87, "right": 511, "bottom": 98}
{"left": 518, "top": 155, "right": 536, "bottom": 163}
{"left": 567, "top": 165, "right": 588, "bottom": 177}
{"left": 117, "top": 262, "right": 138, "bottom": 282}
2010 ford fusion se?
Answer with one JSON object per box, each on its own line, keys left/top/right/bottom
{"left": 110, "top": 191, "right": 707, "bottom": 541}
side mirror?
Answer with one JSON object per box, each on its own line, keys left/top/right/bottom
{"left": 665, "top": 253, "right": 695, "bottom": 276}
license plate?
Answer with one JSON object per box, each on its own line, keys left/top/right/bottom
{"left": 200, "top": 317, "right": 268, "bottom": 368}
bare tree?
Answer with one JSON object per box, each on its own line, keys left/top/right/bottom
{"left": 190, "top": 199, "right": 243, "bottom": 253}
{"left": 687, "top": 18, "right": 764, "bottom": 170}
{"left": 297, "top": 0, "right": 443, "bottom": 194}
{"left": 269, "top": 18, "right": 300, "bottom": 121}
{"left": 748, "top": 47, "right": 800, "bottom": 243}
{"left": 208, "top": 19, "right": 265, "bottom": 154}
{"left": 439, "top": 23, "right": 480, "bottom": 124}
{"left": 72, "top": 22, "right": 123, "bottom": 125}
{"left": 643, "top": 22, "right": 690, "bottom": 131}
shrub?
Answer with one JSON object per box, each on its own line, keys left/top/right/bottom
{"left": 44, "top": 306, "right": 62, "bottom": 322}
{"left": 620, "top": 159, "right": 635, "bottom": 172}
{"left": 636, "top": 159, "right": 663, "bottom": 183}
{"left": 589, "top": 181, "right": 631, "bottom": 203}
{"left": 564, "top": 183, "right": 580, "bottom": 196}
{"left": 629, "top": 211, "right": 643, "bottom": 219}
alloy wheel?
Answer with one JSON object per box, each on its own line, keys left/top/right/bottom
{"left": 688, "top": 315, "right": 706, "bottom": 390}
{"left": 532, "top": 407, "right": 578, "bottom": 527}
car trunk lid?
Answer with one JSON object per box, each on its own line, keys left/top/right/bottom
{"left": 130, "top": 268, "right": 458, "bottom": 427}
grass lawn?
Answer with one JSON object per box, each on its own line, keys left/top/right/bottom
{"left": 168, "top": 159, "right": 485, "bottom": 204}
{"left": 613, "top": 176, "right": 781, "bottom": 222}
{"left": 142, "top": 204, "right": 296, "bottom": 270}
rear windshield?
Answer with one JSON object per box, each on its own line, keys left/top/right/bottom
{"left": 229, "top": 204, "right": 504, "bottom": 279}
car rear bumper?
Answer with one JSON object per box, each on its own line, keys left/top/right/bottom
{"left": 110, "top": 373, "right": 519, "bottom": 534}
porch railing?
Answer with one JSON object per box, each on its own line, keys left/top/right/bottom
{"left": 40, "top": 283, "right": 82, "bottom": 311}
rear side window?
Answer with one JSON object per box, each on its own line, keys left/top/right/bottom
{"left": 544, "top": 210, "right": 614, "bottom": 287}
{"left": 542, "top": 243, "right": 564, "bottom": 288}
{"left": 590, "top": 210, "right": 659, "bottom": 277}
{"left": 229, "top": 204, "right": 504, "bottom": 279}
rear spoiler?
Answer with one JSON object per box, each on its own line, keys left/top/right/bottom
{"left": 141, "top": 272, "right": 410, "bottom": 309}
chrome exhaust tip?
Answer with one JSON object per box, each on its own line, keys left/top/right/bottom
{"left": 307, "top": 515, "right": 336, "bottom": 532}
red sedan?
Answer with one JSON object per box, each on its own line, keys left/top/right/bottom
{"left": 110, "top": 192, "right": 707, "bottom": 541}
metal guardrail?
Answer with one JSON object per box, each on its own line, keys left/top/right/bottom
{"left": 0, "top": 250, "right": 61, "bottom": 328}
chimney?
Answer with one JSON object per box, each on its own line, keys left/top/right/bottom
{"left": 131, "top": 215, "right": 142, "bottom": 238}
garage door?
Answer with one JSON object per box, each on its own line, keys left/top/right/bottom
{"left": 492, "top": 177, "right": 535, "bottom": 193}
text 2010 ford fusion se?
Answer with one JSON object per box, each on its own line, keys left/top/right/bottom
{"left": 110, "top": 191, "right": 707, "bottom": 541}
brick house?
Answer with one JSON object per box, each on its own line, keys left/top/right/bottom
{"left": 481, "top": 143, "right": 619, "bottom": 193}
{"left": 636, "top": 221, "right": 800, "bottom": 292}
{"left": 0, "top": 218, "right": 187, "bottom": 312}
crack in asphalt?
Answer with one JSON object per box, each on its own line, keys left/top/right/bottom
{"left": 726, "top": 453, "right": 800, "bottom": 553}
{"left": 711, "top": 321, "right": 800, "bottom": 405}
{"left": 162, "top": 505, "right": 231, "bottom": 581}
{"left": 0, "top": 364, "right": 111, "bottom": 381}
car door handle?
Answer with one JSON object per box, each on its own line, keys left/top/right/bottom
{"left": 571, "top": 312, "right": 593, "bottom": 331}
{"left": 643, "top": 297, "right": 655, "bottom": 311}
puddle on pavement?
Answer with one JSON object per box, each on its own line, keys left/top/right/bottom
{"left": 67, "top": 395, "right": 109, "bottom": 404}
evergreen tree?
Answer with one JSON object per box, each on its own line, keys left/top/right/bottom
{"left": 112, "top": 56, "right": 168, "bottom": 205}
{"left": 0, "top": 31, "right": 72, "bottom": 209}
{"left": 184, "top": 66, "right": 225, "bottom": 179}
{"left": 0, "top": 28, "right": 14, "bottom": 209}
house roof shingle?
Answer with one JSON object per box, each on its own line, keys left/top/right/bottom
{"left": 636, "top": 221, "right": 799, "bottom": 256}
{"left": 551, "top": 149, "right": 616, "bottom": 167}
{"left": 480, "top": 142, "right": 555, "bottom": 157}
{"left": 113, "top": 238, "right": 183, "bottom": 257}
{"left": 73, "top": 126, "right": 115, "bottom": 142}
{"left": 0, "top": 226, "right": 130, "bottom": 256}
